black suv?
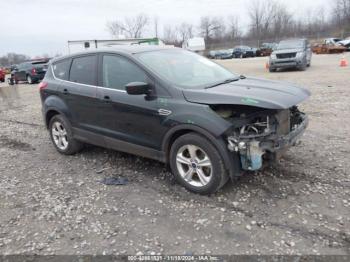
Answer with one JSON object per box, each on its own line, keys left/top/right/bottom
{"left": 40, "top": 46, "right": 309, "bottom": 194}
{"left": 232, "top": 46, "right": 255, "bottom": 58}
{"left": 10, "top": 60, "right": 48, "bottom": 85}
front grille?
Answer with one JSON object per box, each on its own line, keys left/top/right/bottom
{"left": 276, "top": 53, "right": 297, "bottom": 59}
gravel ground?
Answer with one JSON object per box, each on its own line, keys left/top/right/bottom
{"left": 0, "top": 54, "right": 349, "bottom": 256}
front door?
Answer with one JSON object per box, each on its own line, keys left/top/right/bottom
{"left": 96, "top": 54, "right": 169, "bottom": 150}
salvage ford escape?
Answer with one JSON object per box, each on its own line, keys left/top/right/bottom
{"left": 40, "top": 46, "right": 310, "bottom": 194}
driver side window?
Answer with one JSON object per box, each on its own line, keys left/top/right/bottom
{"left": 102, "top": 55, "right": 148, "bottom": 91}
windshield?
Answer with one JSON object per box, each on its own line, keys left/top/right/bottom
{"left": 136, "top": 49, "right": 238, "bottom": 89}
{"left": 277, "top": 40, "right": 304, "bottom": 50}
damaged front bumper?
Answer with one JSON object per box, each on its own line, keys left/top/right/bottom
{"left": 227, "top": 111, "right": 308, "bottom": 171}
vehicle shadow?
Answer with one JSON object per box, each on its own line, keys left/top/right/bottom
{"left": 79, "top": 144, "right": 305, "bottom": 203}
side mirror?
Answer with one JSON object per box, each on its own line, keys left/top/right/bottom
{"left": 125, "top": 82, "right": 150, "bottom": 95}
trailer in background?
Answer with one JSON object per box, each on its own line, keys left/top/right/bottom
{"left": 67, "top": 38, "right": 166, "bottom": 54}
{"left": 182, "top": 37, "right": 205, "bottom": 55}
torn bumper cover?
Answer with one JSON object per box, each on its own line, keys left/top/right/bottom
{"left": 227, "top": 111, "right": 308, "bottom": 171}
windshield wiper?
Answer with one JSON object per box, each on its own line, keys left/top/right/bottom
{"left": 205, "top": 77, "right": 240, "bottom": 89}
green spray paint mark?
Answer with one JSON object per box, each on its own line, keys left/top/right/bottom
{"left": 241, "top": 98, "right": 259, "bottom": 105}
{"left": 158, "top": 98, "right": 168, "bottom": 106}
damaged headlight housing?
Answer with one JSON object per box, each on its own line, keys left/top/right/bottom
{"left": 227, "top": 114, "right": 273, "bottom": 171}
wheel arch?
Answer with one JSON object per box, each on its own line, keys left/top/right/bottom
{"left": 43, "top": 95, "right": 71, "bottom": 129}
{"left": 45, "top": 109, "right": 61, "bottom": 129}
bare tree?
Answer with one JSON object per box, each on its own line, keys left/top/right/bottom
{"left": 333, "top": 0, "right": 350, "bottom": 36}
{"left": 107, "top": 13, "right": 149, "bottom": 38}
{"left": 177, "top": 22, "right": 195, "bottom": 44}
{"left": 247, "top": 0, "right": 265, "bottom": 44}
{"left": 227, "top": 15, "right": 240, "bottom": 39}
{"left": 0, "top": 53, "right": 30, "bottom": 66}
{"left": 270, "top": 2, "right": 293, "bottom": 39}
{"left": 247, "top": 0, "right": 279, "bottom": 44}
{"left": 199, "top": 16, "right": 224, "bottom": 41}
{"left": 153, "top": 16, "right": 159, "bottom": 37}
{"left": 162, "top": 24, "right": 178, "bottom": 44}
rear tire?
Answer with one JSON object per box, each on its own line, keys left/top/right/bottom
{"left": 49, "top": 114, "right": 83, "bottom": 155}
{"left": 169, "top": 133, "right": 228, "bottom": 195}
{"left": 27, "top": 75, "right": 33, "bottom": 84}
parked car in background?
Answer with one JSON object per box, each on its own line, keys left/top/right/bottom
{"left": 9, "top": 60, "right": 49, "bottom": 85}
{"left": 216, "top": 49, "right": 234, "bottom": 59}
{"left": 208, "top": 50, "right": 217, "bottom": 59}
{"left": 324, "top": 38, "right": 342, "bottom": 45}
{"left": 0, "top": 68, "right": 5, "bottom": 82}
{"left": 269, "top": 39, "right": 312, "bottom": 72}
{"left": 209, "top": 50, "right": 233, "bottom": 59}
{"left": 338, "top": 39, "right": 350, "bottom": 51}
{"left": 259, "top": 43, "right": 277, "bottom": 56}
{"left": 40, "top": 46, "right": 309, "bottom": 194}
{"left": 251, "top": 47, "right": 259, "bottom": 56}
{"left": 232, "top": 46, "right": 255, "bottom": 58}
{"left": 312, "top": 40, "right": 347, "bottom": 54}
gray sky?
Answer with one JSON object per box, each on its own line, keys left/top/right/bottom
{"left": 1, "top": 0, "right": 330, "bottom": 57}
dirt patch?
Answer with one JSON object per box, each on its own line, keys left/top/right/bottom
{"left": 0, "top": 135, "right": 35, "bottom": 151}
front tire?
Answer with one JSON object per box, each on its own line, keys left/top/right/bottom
{"left": 299, "top": 62, "right": 307, "bottom": 71}
{"left": 49, "top": 115, "right": 83, "bottom": 155}
{"left": 169, "top": 133, "right": 228, "bottom": 195}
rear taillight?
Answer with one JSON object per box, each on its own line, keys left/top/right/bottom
{"left": 31, "top": 68, "right": 37, "bottom": 75}
{"left": 38, "top": 81, "right": 48, "bottom": 91}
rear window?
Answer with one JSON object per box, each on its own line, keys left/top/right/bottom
{"left": 69, "top": 55, "right": 96, "bottom": 85}
{"left": 32, "top": 61, "right": 47, "bottom": 65}
{"left": 53, "top": 59, "right": 71, "bottom": 80}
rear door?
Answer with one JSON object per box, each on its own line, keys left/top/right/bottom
{"left": 96, "top": 53, "right": 168, "bottom": 149}
{"left": 60, "top": 55, "right": 100, "bottom": 133}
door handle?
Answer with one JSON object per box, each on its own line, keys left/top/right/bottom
{"left": 103, "top": 95, "right": 111, "bottom": 103}
{"left": 63, "top": 88, "right": 69, "bottom": 95}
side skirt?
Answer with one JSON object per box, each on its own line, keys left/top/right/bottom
{"left": 73, "top": 128, "right": 166, "bottom": 163}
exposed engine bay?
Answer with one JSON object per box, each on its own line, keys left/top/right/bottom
{"left": 210, "top": 105, "right": 308, "bottom": 171}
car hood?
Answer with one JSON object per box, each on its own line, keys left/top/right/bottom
{"left": 182, "top": 77, "right": 310, "bottom": 109}
{"left": 273, "top": 48, "right": 303, "bottom": 54}
{"left": 339, "top": 39, "right": 350, "bottom": 46}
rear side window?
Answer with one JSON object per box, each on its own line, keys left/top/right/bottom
{"left": 69, "top": 55, "right": 96, "bottom": 85}
{"left": 102, "top": 55, "right": 147, "bottom": 90}
{"left": 53, "top": 59, "right": 71, "bottom": 80}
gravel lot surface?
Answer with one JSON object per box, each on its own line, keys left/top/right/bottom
{"left": 0, "top": 54, "right": 349, "bottom": 255}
